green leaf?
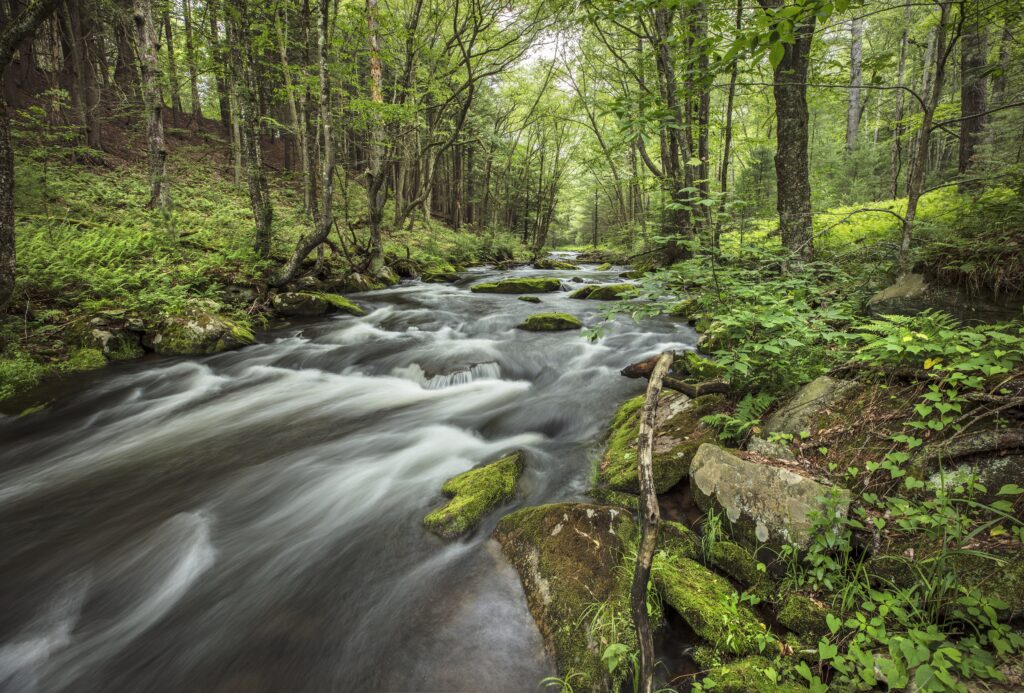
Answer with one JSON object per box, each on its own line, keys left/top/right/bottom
{"left": 819, "top": 641, "right": 839, "bottom": 661}
{"left": 769, "top": 42, "right": 785, "bottom": 69}
{"left": 998, "top": 484, "right": 1024, "bottom": 496}
{"left": 826, "top": 613, "right": 842, "bottom": 635}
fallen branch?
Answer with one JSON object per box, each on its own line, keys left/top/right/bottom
{"left": 632, "top": 350, "right": 673, "bottom": 693}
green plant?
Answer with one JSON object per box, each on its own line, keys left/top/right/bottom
{"left": 700, "top": 392, "right": 773, "bottom": 444}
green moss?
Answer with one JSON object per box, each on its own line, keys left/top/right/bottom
{"left": 494, "top": 503, "right": 638, "bottom": 692}
{"left": 595, "top": 262, "right": 613, "bottom": 271}
{"left": 676, "top": 351, "right": 726, "bottom": 380}
{"left": 586, "top": 487, "right": 639, "bottom": 509}
{"left": 777, "top": 594, "right": 830, "bottom": 637}
{"left": 0, "top": 352, "right": 46, "bottom": 400}
{"left": 517, "top": 312, "right": 582, "bottom": 331}
{"left": 598, "top": 393, "right": 722, "bottom": 494}
{"left": 569, "top": 283, "right": 634, "bottom": 300}
{"left": 658, "top": 520, "right": 700, "bottom": 561}
{"left": 702, "top": 656, "right": 808, "bottom": 692}
{"left": 653, "top": 555, "right": 766, "bottom": 656}
{"left": 60, "top": 347, "right": 107, "bottom": 372}
{"left": 708, "top": 541, "right": 775, "bottom": 601}
{"left": 534, "top": 258, "right": 579, "bottom": 270}
{"left": 146, "top": 311, "right": 255, "bottom": 356}
{"left": 471, "top": 277, "right": 562, "bottom": 293}
{"left": 308, "top": 292, "right": 366, "bottom": 316}
{"left": 517, "top": 295, "right": 542, "bottom": 303}
{"left": 423, "top": 452, "right": 523, "bottom": 539}
{"left": 669, "top": 297, "right": 703, "bottom": 321}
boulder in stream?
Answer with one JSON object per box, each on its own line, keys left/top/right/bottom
{"left": 272, "top": 291, "right": 365, "bottom": 318}
{"left": 516, "top": 313, "right": 582, "bottom": 331}
{"left": 493, "top": 503, "right": 637, "bottom": 692}
{"left": 517, "top": 295, "right": 542, "bottom": 304}
{"left": 690, "top": 444, "right": 851, "bottom": 552}
{"left": 471, "top": 277, "right": 562, "bottom": 294}
{"left": 532, "top": 258, "right": 579, "bottom": 270}
{"left": 423, "top": 451, "right": 523, "bottom": 539}
{"left": 598, "top": 392, "right": 722, "bottom": 494}
{"left": 143, "top": 309, "right": 254, "bottom": 356}
{"left": 569, "top": 283, "right": 634, "bottom": 300}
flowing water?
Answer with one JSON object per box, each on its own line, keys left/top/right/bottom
{"left": 0, "top": 256, "right": 697, "bottom": 692}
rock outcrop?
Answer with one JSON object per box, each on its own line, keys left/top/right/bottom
{"left": 423, "top": 451, "right": 523, "bottom": 539}
{"left": 143, "top": 310, "right": 254, "bottom": 356}
{"left": 689, "top": 443, "right": 851, "bottom": 552}
{"left": 763, "top": 375, "right": 862, "bottom": 436}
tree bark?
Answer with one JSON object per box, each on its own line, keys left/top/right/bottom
{"left": 720, "top": 0, "right": 742, "bottom": 197}
{"left": 182, "top": 0, "right": 201, "bottom": 120}
{"left": 133, "top": 0, "right": 171, "bottom": 210}
{"left": 207, "top": 0, "right": 231, "bottom": 131}
{"left": 958, "top": 0, "right": 987, "bottom": 185}
{"left": 226, "top": 0, "right": 273, "bottom": 257}
{"left": 632, "top": 350, "right": 673, "bottom": 693}
{"left": 889, "top": 14, "right": 909, "bottom": 198}
{"left": 758, "top": 0, "right": 816, "bottom": 262}
{"left": 163, "top": 9, "right": 182, "bottom": 126}
{"left": 0, "top": 0, "right": 63, "bottom": 312}
{"left": 365, "top": 0, "right": 386, "bottom": 273}
{"left": 900, "top": 2, "right": 951, "bottom": 271}
{"left": 846, "top": 17, "right": 864, "bottom": 152}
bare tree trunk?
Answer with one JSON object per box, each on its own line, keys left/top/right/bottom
{"left": 900, "top": 2, "right": 951, "bottom": 271}
{"left": 1, "top": 0, "right": 63, "bottom": 312}
{"left": 182, "top": 0, "right": 201, "bottom": 121}
{"left": 60, "top": 2, "right": 99, "bottom": 148}
{"left": 275, "top": 5, "right": 305, "bottom": 184}
{"left": 162, "top": 9, "right": 182, "bottom": 126}
{"left": 720, "top": 0, "right": 742, "bottom": 197}
{"left": 889, "top": 13, "right": 909, "bottom": 199}
{"left": 208, "top": 0, "right": 230, "bottom": 131}
{"left": 958, "top": 0, "right": 987, "bottom": 185}
{"left": 758, "top": 0, "right": 816, "bottom": 262}
{"left": 276, "top": 0, "right": 334, "bottom": 285}
{"left": 134, "top": 0, "right": 170, "bottom": 210}
{"left": 365, "top": 0, "right": 386, "bottom": 273}
{"left": 113, "top": 15, "right": 138, "bottom": 98}
{"left": 846, "top": 17, "right": 864, "bottom": 152}
{"left": 632, "top": 351, "right": 673, "bottom": 693}
{"left": 227, "top": 0, "right": 273, "bottom": 257}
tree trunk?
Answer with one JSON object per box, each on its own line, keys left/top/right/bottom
{"left": 889, "top": 15, "right": 909, "bottom": 199}
{"left": 134, "top": 0, "right": 170, "bottom": 210}
{"left": 1, "top": 0, "right": 63, "bottom": 312}
{"left": 958, "top": 0, "right": 987, "bottom": 185}
{"left": 846, "top": 17, "right": 864, "bottom": 152}
{"left": 227, "top": 0, "right": 273, "bottom": 257}
{"left": 276, "top": 0, "right": 334, "bottom": 286}
{"left": 275, "top": 5, "right": 305, "bottom": 183}
{"left": 365, "top": 0, "right": 386, "bottom": 273}
{"left": 632, "top": 351, "right": 673, "bottom": 693}
{"left": 759, "top": 0, "right": 816, "bottom": 262}
{"left": 900, "top": 2, "right": 950, "bottom": 271}
{"left": 182, "top": 0, "right": 201, "bottom": 120}
{"left": 113, "top": 16, "right": 139, "bottom": 99}
{"left": 162, "top": 9, "right": 182, "bottom": 127}
{"left": 721, "top": 0, "right": 742, "bottom": 198}
{"left": 207, "top": 0, "right": 231, "bottom": 131}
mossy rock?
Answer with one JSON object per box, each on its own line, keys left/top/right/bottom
{"left": 764, "top": 375, "right": 864, "bottom": 437}
{"left": 658, "top": 520, "right": 700, "bottom": 561}
{"left": 143, "top": 311, "right": 254, "bottom": 356}
{"left": 315, "top": 292, "right": 366, "bottom": 316}
{"left": 669, "top": 297, "right": 703, "bottom": 322}
{"left": 423, "top": 452, "right": 523, "bottom": 539}
{"left": 471, "top": 277, "right": 562, "bottom": 294}
{"left": 517, "top": 313, "right": 582, "bottom": 331}
{"left": 329, "top": 272, "right": 388, "bottom": 293}
{"left": 652, "top": 554, "right": 766, "bottom": 656}
{"left": 70, "top": 321, "right": 144, "bottom": 361}
{"left": 777, "top": 594, "right": 831, "bottom": 637}
{"left": 701, "top": 656, "right": 808, "bottom": 692}
{"left": 595, "top": 262, "right": 613, "bottom": 271}
{"left": 517, "top": 295, "right": 542, "bottom": 304}
{"left": 708, "top": 540, "right": 775, "bottom": 601}
{"left": 569, "top": 283, "right": 634, "bottom": 300}
{"left": 585, "top": 487, "right": 639, "bottom": 509}
{"left": 423, "top": 271, "right": 459, "bottom": 283}
{"left": 533, "top": 257, "right": 579, "bottom": 270}
{"left": 494, "top": 503, "right": 638, "bottom": 692}
{"left": 598, "top": 392, "right": 723, "bottom": 494}
{"left": 273, "top": 291, "right": 366, "bottom": 318}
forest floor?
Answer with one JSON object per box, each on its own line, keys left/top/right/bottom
{"left": 0, "top": 122, "right": 527, "bottom": 407}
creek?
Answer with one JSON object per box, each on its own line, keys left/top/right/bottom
{"left": 0, "top": 255, "right": 697, "bottom": 692}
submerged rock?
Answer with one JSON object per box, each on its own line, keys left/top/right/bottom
{"left": 595, "top": 262, "right": 612, "bottom": 271}
{"left": 271, "top": 291, "right": 365, "bottom": 318}
{"left": 598, "top": 392, "right": 722, "bottom": 494}
{"left": 517, "top": 296, "right": 542, "bottom": 304}
{"left": 569, "top": 283, "right": 634, "bottom": 300}
{"left": 689, "top": 444, "right": 851, "bottom": 552}
{"left": 143, "top": 310, "right": 254, "bottom": 356}
{"left": 533, "top": 258, "right": 579, "bottom": 270}
{"left": 764, "top": 375, "right": 862, "bottom": 436}
{"left": 517, "top": 313, "right": 582, "bottom": 331}
{"left": 494, "top": 503, "right": 637, "bottom": 692}
{"left": 423, "top": 451, "right": 523, "bottom": 539}
{"left": 471, "top": 277, "right": 562, "bottom": 294}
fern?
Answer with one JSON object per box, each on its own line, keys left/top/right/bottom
{"left": 701, "top": 392, "right": 774, "bottom": 444}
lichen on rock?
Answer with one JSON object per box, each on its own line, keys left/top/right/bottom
{"left": 516, "top": 313, "right": 582, "bottom": 331}
{"left": 494, "top": 503, "right": 638, "bottom": 692}
{"left": 471, "top": 277, "right": 562, "bottom": 293}
{"left": 143, "top": 309, "right": 254, "bottom": 356}
{"left": 423, "top": 451, "right": 523, "bottom": 539}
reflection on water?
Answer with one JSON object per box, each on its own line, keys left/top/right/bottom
{"left": 0, "top": 258, "right": 696, "bottom": 692}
